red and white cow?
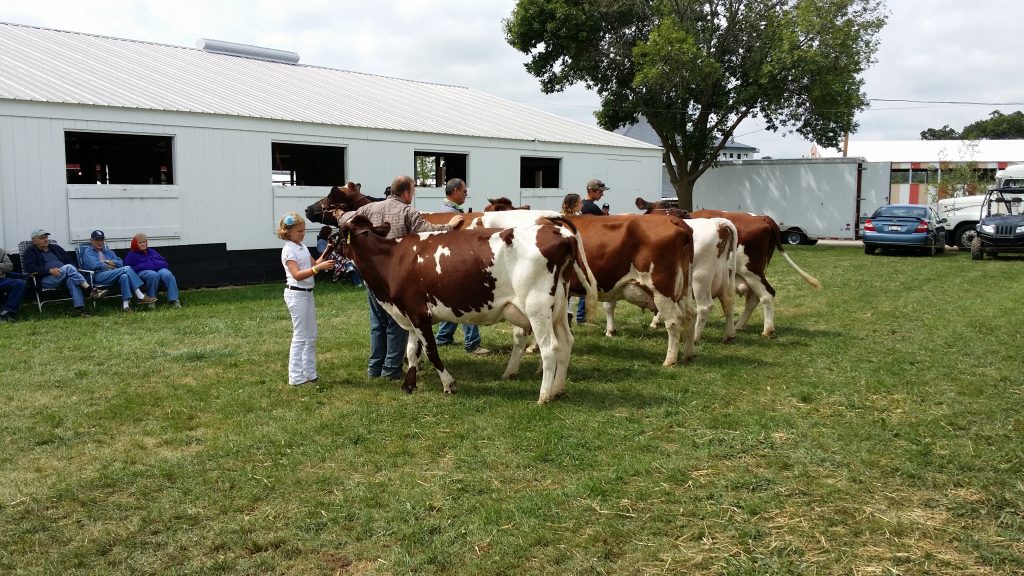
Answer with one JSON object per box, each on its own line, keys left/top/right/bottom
{"left": 338, "top": 215, "right": 598, "bottom": 403}
{"left": 449, "top": 210, "right": 697, "bottom": 366}
{"left": 668, "top": 217, "right": 738, "bottom": 343}
{"left": 690, "top": 209, "right": 821, "bottom": 337}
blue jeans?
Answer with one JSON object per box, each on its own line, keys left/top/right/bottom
{"left": 0, "top": 276, "right": 27, "bottom": 315}
{"left": 435, "top": 322, "right": 482, "bottom": 351}
{"left": 367, "top": 290, "right": 408, "bottom": 378}
{"left": 92, "top": 266, "right": 144, "bottom": 301}
{"left": 575, "top": 297, "right": 586, "bottom": 323}
{"left": 40, "top": 264, "right": 89, "bottom": 308}
{"left": 139, "top": 269, "right": 179, "bottom": 302}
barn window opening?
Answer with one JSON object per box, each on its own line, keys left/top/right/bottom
{"left": 520, "top": 156, "right": 561, "bottom": 188}
{"left": 65, "top": 131, "right": 173, "bottom": 185}
{"left": 414, "top": 151, "right": 467, "bottom": 188}
{"left": 272, "top": 143, "right": 346, "bottom": 186}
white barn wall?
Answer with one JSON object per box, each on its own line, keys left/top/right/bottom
{"left": 0, "top": 101, "right": 660, "bottom": 256}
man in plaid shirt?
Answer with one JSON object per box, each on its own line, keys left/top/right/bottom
{"left": 344, "top": 175, "right": 463, "bottom": 380}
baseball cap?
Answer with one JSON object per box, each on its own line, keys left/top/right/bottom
{"left": 90, "top": 230, "right": 106, "bottom": 240}
{"left": 30, "top": 228, "right": 50, "bottom": 239}
{"left": 586, "top": 179, "right": 609, "bottom": 191}
{"left": 602, "top": 203, "right": 610, "bottom": 209}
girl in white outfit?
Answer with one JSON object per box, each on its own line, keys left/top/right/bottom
{"left": 277, "top": 212, "right": 336, "bottom": 386}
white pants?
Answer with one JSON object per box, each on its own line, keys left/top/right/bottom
{"left": 284, "top": 289, "right": 318, "bottom": 385}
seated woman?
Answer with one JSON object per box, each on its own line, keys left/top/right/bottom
{"left": 124, "top": 233, "right": 181, "bottom": 308}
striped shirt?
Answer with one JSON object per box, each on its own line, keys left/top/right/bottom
{"left": 348, "top": 196, "right": 451, "bottom": 239}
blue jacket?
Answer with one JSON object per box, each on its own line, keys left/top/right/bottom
{"left": 80, "top": 245, "right": 123, "bottom": 272}
{"left": 22, "top": 242, "right": 75, "bottom": 275}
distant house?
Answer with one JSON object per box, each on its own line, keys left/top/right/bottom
{"left": 0, "top": 22, "right": 661, "bottom": 285}
{"left": 615, "top": 116, "right": 760, "bottom": 199}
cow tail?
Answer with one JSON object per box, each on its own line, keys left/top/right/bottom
{"left": 772, "top": 220, "right": 822, "bottom": 289}
{"left": 569, "top": 231, "right": 599, "bottom": 324}
{"left": 725, "top": 219, "right": 738, "bottom": 292}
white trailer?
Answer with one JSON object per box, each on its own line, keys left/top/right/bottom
{"left": 690, "top": 157, "right": 890, "bottom": 243}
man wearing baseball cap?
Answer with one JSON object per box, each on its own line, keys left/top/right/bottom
{"left": 581, "top": 179, "right": 609, "bottom": 216}
{"left": 21, "top": 228, "right": 108, "bottom": 317}
{"left": 80, "top": 230, "right": 157, "bottom": 313}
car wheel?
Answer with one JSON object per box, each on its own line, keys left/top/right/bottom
{"left": 784, "top": 230, "right": 804, "bottom": 245}
{"left": 970, "top": 236, "right": 983, "bottom": 260}
{"left": 864, "top": 244, "right": 876, "bottom": 255}
{"left": 956, "top": 226, "right": 977, "bottom": 249}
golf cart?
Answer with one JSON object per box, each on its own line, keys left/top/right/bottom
{"left": 970, "top": 187, "right": 1024, "bottom": 260}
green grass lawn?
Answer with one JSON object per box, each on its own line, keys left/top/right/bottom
{"left": 1, "top": 245, "right": 1022, "bottom": 575}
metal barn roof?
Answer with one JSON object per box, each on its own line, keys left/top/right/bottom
{"left": 0, "top": 22, "right": 657, "bottom": 149}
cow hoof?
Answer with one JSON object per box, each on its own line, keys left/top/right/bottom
{"left": 663, "top": 359, "right": 677, "bottom": 367}
{"left": 501, "top": 372, "right": 518, "bottom": 380}
{"left": 605, "top": 330, "right": 616, "bottom": 337}
{"left": 723, "top": 336, "right": 736, "bottom": 344}
{"left": 402, "top": 384, "right": 416, "bottom": 394}
{"left": 761, "top": 330, "right": 775, "bottom": 339}
{"left": 537, "top": 396, "right": 551, "bottom": 405}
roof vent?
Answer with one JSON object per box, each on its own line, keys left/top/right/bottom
{"left": 197, "top": 38, "right": 299, "bottom": 64}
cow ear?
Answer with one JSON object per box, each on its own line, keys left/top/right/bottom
{"left": 373, "top": 222, "right": 391, "bottom": 236}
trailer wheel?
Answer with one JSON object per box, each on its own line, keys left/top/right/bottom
{"left": 783, "top": 230, "right": 805, "bottom": 245}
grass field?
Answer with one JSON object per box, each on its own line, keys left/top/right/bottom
{"left": 1, "top": 245, "right": 1022, "bottom": 575}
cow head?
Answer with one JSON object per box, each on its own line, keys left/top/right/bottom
{"left": 485, "top": 197, "right": 531, "bottom": 211}
{"left": 306, "top": 182, "right": 375, "bottom": 225}
{"left": 338, "top": 214, "right": 391, "bottom": 244}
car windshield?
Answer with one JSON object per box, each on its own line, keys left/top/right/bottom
{"left": 875, "top": 206, "right": 927, "bottom": 219}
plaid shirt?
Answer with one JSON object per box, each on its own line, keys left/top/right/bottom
{"left": 349, "top": 196, "right": 450, "bottom": 239}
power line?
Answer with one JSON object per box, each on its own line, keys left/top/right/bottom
{"left": 870, "top": 98, "right": 1024, "bottom": 106}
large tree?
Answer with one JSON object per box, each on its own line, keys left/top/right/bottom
{"left": 505, "top": 0, "right": 886, "bottom": 209}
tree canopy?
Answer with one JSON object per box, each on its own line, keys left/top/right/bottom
{"left": 504, "top": 0, "right": 887, "bottom": 209}
{"left": 922, "top": 110, "right": 1024, "bottom": 140}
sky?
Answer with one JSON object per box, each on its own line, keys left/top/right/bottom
{"left": 4, "top": 0, "right": 1023, "bottom": 159}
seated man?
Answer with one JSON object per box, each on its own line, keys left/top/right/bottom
{"left": 124, "top": 233, "right": 181, "bottom": 308}
{"left": 79, "top": 230, "right": 157, "bottom": 313}
{"left": 0, "top": 246, "right": 27, "bottom": 323}
{"left": 21, "top": 228, "right": 107, "bottom": 318}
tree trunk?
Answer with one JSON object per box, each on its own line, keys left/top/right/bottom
{"left": 672, "top": 176, "right": 695, "bottom": 212}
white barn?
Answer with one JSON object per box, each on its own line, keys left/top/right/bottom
{"left": 0, "top": 22, "right": 661, "bottom": 285}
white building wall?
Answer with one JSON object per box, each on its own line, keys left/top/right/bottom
{"left": 0, "top": 101, "right": 660, "bottom": 253}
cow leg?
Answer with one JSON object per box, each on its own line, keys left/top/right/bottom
{"left": 733, "top": 272, "right": 760, "bottom": 331}
{"left": 603, "top": 301, "right": 617, "bottom": 336}
{"left": 502, "top": 326, "right": 529, "bottom": 379}
{"left": 691, "top": 270, "right": 714, "bottom": 343}
{"left": 719, "top": 287, "right": 737, "bottom": 343}
{"left": 652, "top": 293, "right": 683, "bottom": 366}
{"left": 679, "top": 296, "right": 697, "bottom": 363}
{"left": 551, "top": 295, "right": 574, "bottom": 398}
{"left": 401, "top": 334, "right": 421, "bottom": 394}
{"left": 735, "top": 275, "right": 775, "bottom": 338}
{"left": 408, "top": 323, "right": 456, "bottom": 394}
{"left": 529, "top": 315, "right": 561, "bottom": 404}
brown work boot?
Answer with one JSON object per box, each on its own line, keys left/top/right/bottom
{"left": 139, "top": 295, "right": 157, "bottom": 305}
